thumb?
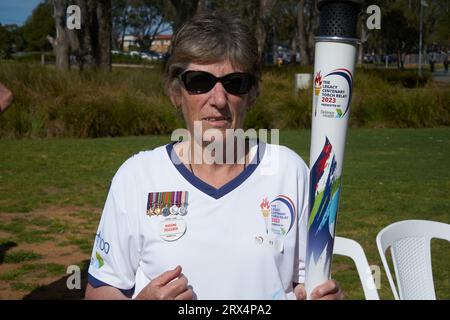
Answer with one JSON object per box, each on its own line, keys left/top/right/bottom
{"left": 153, "top": 265, "right": 182, "bottom": 287}
{"left": 294, "top": 283, "right": 307, "bottom": 300}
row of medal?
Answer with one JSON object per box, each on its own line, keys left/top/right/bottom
{"left": 147, "top": 191, "right": 189, "bottom": 241}
{"left": 146, "top": 191, "right": 188, "bottom": 217}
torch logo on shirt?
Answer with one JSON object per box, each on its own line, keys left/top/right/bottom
{"left": 260, "top": 195, "right": 296, "bottom": 236}
{"left": 260, "top": 197, "right": 271, "bottom": 234}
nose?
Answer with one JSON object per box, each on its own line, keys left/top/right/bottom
{"left": 209, "top": 81, "right": 227, "bottom": 109}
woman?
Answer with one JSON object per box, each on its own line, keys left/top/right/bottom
{"left": 85, "top": 12, "right": 342, "bottom": 300}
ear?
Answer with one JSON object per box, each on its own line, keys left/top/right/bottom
{"left": 169, "top": 89, "right": 182, "bottom": 109}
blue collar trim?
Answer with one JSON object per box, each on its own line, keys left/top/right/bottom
{"left": 166, "top": 141, "right": 265, "bottom": 200}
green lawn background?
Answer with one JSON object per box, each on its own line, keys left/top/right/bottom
{"left": 0, "top": 128, "right": 449, "bottom": 299}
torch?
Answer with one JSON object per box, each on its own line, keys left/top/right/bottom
{"left": 305, "top": 0, "right": 362, "bottom": 297}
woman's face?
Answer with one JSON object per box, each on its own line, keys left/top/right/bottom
{"left": 171, "top": 60, "right": 256, "bottom": 141}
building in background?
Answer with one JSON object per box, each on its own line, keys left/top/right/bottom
{"left": 121, "top": 35, "right": 139, "bottom": 52}
{"left": 120, "top": 34, "right": 172, "bottom": 53}
{"left": 150, "top": 34, "right": 172, "bottom": 53}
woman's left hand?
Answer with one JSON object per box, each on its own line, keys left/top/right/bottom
{"left": 310, "top": 279, "right": 343, "bottom": 300}
{"left": 294, "top": 280, "right": 344, "bottom": 300}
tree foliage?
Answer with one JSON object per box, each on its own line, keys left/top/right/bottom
{"left": 21, "top": 1, "right": 55, "bottom": 52}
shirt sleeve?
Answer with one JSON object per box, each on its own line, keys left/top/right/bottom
{"left": 293, "top": 162, "right": 309, "bottom": 284}
{"left": 87, "top": 174, "right": 141, "bottom": 292}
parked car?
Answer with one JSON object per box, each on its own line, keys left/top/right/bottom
{"left": 139, "top": 52, "right": 151, "bottom": 60}
{"left": 148, "top": 50, "right": 164, "bottom": 60}
{"left": 363, "top": 54, "right": 375, "bottom": 63}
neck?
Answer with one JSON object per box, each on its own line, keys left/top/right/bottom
{"left": 189, "top": 137, "right": 249, "bottom": 166}
{"left": 173, "top": 138, "right": 250, "bottom": 188}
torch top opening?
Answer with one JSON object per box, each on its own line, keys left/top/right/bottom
{"left": 317, "top": 0, "right": 363, "bottom": 39}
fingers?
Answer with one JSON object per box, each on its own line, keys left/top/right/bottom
{"left": 153, "top": 265, "right": 182, "bottom": 287}
{"left": 138, "top": 266, "right": 192, "bottom": 300}
{"left": 310, "top": 279, "right": 343, "bottom": 300}
{"left": 166, "top": 273, "right": 189, "bottom": 297}
{"left": 294, "top": 283, "right": 307, "bottom": 300}
{"left": 174, "top": 286, "right": 194, "bottom": 300}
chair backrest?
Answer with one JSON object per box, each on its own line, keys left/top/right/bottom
{"left": 376, "top": 220, "right": 450, "bottom": 300}
{"left": 333, "top": 236, "right": 380, "bottom": 300}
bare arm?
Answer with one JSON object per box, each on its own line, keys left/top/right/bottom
{"left": 85, "top": 283, "right": 131, "bottom": 300}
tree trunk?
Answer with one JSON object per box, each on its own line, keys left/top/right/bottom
{"left": 75, "top": 0, "right": 96, "bottom": 70}
{"left": 48, "top": 0, "right": 70, "bottom": 71}
{"left": 297, "top": 0, "right": 318, "bottom": 66}
{"left": 357, "top": 19, "right": 366, "bottom": 65}
{"left": 74, "top": 0, "right": 111, "bottom": 71}
{"left": 49, "top": 0, "right": 111, "bottom": 71}
{"left": 297, "top": 0, "right": 308, "bottom": 66}
{"left": 255, "top": 0, "right": 276, "bottom": 66}
{"left": 290, "top": 36, "right": 297, "bottom": 64}
{"left": 97, "top": 0, "right": 112, "bottom": 71}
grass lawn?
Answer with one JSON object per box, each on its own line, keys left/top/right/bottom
{"left": 0, "top": 128, "right": 449, "bottom": 299}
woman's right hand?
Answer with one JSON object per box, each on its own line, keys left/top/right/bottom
{"left": 135, "top": 265, "right": 194, "bottom": 300}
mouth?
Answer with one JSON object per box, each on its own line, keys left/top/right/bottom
{"left": 202, "top": 116, "right": 232, "bottom": 127}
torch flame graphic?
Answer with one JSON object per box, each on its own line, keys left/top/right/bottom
{"left": 314, "top": 71, "right": 323, "bottom": 96}
{"left": 260, "top": 197, "right": 271, "bottom": 234}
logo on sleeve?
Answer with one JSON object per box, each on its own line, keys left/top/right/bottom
{"left": 95, "top": 232, "right": 110, "bottom": 254}
{"left": 90, "top": 232, "right": 110, "bottom": 269}
{"left": 91, "top": 251, "right": 105, "bottom": 269}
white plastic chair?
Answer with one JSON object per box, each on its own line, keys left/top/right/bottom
{"left": 376, "top": 219, "right": 450, "bottom": 300}
{"left": 333, "top": 236, "right": 380, "bottom": 300}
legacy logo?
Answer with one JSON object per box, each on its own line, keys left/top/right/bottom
{"left": 90, "top": 232, "right": 110, "bottom": 269}
{"left": 95, "top": 231, "right": 110, "bottom": 254}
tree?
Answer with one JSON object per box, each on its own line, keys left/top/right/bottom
{"left": 112, "top": 0, "right": 132, "bottom": 51}
{"left": 208, "top": 0, "right": 277, "bottom": 65}
{"left": 128, "top": 0, "right": 169, "bottom": 51}
{"left": 382, "top": 7, "right": 419, "bottom": 69}
{"left": 0, "top": 24, "right": 14, "bottom": 58}
{"left": 269, "top": 0, "right": 301, "bottom": 64}
{"left": 254, "top": 0, "right": 277, "bottom": 64}
{"left": 22, "top": 1, "right": 55, "bottom": 52}
{"left": 47, "top": 0, "right": 70, "bottom": 70}
{"left": 48, "top": 0, "right": 112, "bottom": 71}
{"left": 296, "top": 0, "right": 318, "bottom": 66}
{"left": 169, "top": 0, "right": 199, "bottom": 33}
{"left": 97, "top": 0, "right": 113, "bottom": 70}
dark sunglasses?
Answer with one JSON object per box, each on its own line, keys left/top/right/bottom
{"left": 180, "top": 70, "right": 255, "bottom": 95}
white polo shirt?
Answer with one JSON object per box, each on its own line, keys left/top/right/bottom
{"left": 88, "top": 141, "right": 309, "bottom": 299}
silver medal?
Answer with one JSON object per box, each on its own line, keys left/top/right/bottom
{"left": 179, "top": 205, "right": 187, "bottom": 216}
{"left": 170, "top": 205, "right": 179, "bottom": 215}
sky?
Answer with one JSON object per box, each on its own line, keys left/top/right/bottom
{"left": 0, "top": 0, "right": 173, "bottom": 35}
{"left": 0, "top": 0, "right": 44, "bottom": 26}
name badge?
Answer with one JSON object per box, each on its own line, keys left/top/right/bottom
{"left": 159, "top": 217, "right": 187, "bottom": 241}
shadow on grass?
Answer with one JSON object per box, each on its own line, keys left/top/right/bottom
{"left": 0, "top": 242, "right": 17, "bottom": 264}
{"left": 22, "top": 260, "right": 89, "bottom": 300}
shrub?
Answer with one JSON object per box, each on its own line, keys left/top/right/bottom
{"left": 0, "top": 61, "right": 447, "bottom": 138}
{"left": 363, "top": 68, "right": 431, "bottom": 88}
